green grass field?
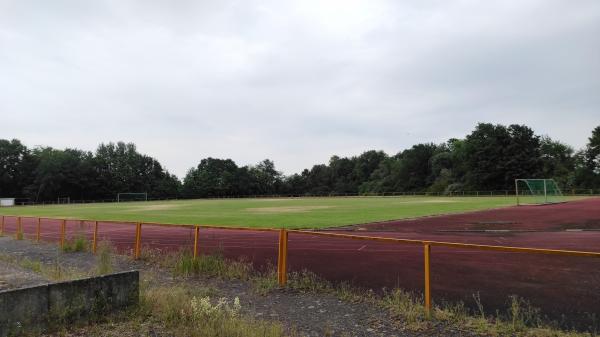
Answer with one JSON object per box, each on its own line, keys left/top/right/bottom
{"left": 0, "top": 196, "right": 541, "bottom": 229}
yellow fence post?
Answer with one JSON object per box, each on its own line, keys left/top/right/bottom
{"left": 282, "top": 230, "right": 288, "bottom": 284}
{"left": 16, "top": 217, "right": 22, "bottom": 240}
{"left": 424, "top": 244, "right": 432, "bottom": 316}
{"left": 92, "top": 221, "right": 98, "bottom": 254}
{"left": 36, "top": 218, "right": 41, "bottom": 242}
{"left": 193, "top": 226, "right": 200, "bottom": 258}
{"left": 134, "top": 222, "right": 142, "bottom": 259}
{"left": 60, "top": 219, "right": 66, "bottom": 249}
{"left": 277, "top": 229, "right": 283, "bottom": 284}
{"left": 277, "top": 229, "right": 289, "bottom": 286}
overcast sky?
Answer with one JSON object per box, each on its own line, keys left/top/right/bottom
{"left": 1, "top": 1, "right": 599, "bottom": 177}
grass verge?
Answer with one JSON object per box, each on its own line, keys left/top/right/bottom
{"left": 135, "top": 284, "right": 292, "bottom": 337}
{"left": 271, "top": 270, "right": 597, "bottom": 337}
{"left": 151, "top": 249, "right": 597, "bottom": 337}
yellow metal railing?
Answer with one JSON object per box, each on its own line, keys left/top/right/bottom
{"left": 2, "top": 215, "right": 600, "bottom": 315}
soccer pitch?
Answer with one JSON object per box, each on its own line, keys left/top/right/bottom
{"left": 0, "top": 196, "right": 542, "bottom": 229}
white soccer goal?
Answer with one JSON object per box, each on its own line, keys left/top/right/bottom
{"left": 117, "top": 193, "right": 148, "bottom": 202}
{"left": 57, "top": 197, "right": 70, "bottom": 204}
{"left": 515, "top": 179, "right": 564, "bottom": 206}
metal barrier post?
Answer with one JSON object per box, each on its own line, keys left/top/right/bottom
{"left": 278, "top": 229, "right": 289, "bottom": 286}
{"left": 424, "top": 244, "right": 432, "bottom": 316}
{"left": 92, "top": 221, "right": 98, "bottom": 254}
{"left": 134, "top": 223, "right": 142, "bottom": 259}
{"left": 193, "top": 226, "right": 200, "bottom": 258}
{"left": 282, "top": 230, "right": 288, "bottom": 284}
{"left": 277, "top": 229, "right": 283, "bottom": 284}
{"left": 36, "top": 218, "right": 41, "bottom": 242}
{"left": 60, "top": 219, "right": 66, "bottom": 249}
{"left": 16, "top": 217, "right": 22, "bottom": 240}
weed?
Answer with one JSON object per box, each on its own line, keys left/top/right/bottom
{"left": 17, "top": 254, "right": 78, "bottom": 281}
{"left": 382, "top": 289, "right": 427, "bottom": 329}
{"left": 139, "top": 284, "right": 287, "bottom": 337}
{"left": 137, "top": 245, "right": 165, "bottom": 262}
{"left": 287, "top": 270, "right": 332, "bottom": 293}
{"left": 96, "top": 241, "right": 114, "bottom": 275}
{"left": 251, "top": 266, "right": 279, "bottom": 295}
{"left": 19, "top": 258, "right": 42, "bottom": 273}
{"left": 62, "top": 235, "right": 89, "bottom": 252}
{"left": 170, "top": 250, "right": 252, "bottom": 280}
{"left": 378, "top": 289, "right": 592, "bottom": 337}
{"left": 473, "top": 292, "right": 486, "bottom": 320}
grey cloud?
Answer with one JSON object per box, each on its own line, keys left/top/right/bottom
{"left": 0, "top": 0, "right": 598, "bottom": 177}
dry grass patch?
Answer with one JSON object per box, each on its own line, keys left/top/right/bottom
{"left": 245, "top": 206, "right": 335, "bottom": 214}
{"left": 138, "top": 284, "right": 292, "bottom": 337}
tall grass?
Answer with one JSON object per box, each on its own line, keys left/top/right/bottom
{"left": 251, "top": 266, "right": 279, "bottom": 296}
{"left": 17, "top": 255, "right": 79, "bottom": 281}
{"left": 96, "top": 241, "right": 114, "bottom": 275}
{"left": 168, "top": 250, "right": 252, "bottom": 280}
{"left": 139, "top": 285, "right": 291, "bottom": 337}
{"left": 382, "top": 290, "right": 592, "bottom": 337}
{"left": 62, "top": 235, "right": 89, "bottom": 252}
{"left": 249, "top": 268, "right": 595, "bottom": 337}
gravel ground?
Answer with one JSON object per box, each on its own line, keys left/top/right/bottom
{"left": 0, "top": 237, "right": 480, "bottom": 337}
{"left": 0, "top": 260, "right": 48, "bottom": 291}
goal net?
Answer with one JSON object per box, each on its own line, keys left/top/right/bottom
{"left": 117, "top": 193, "right": 148, "bottom": 202}
{"left": 57, "top": 197, "right": 70, "bottom": 204}
{"left": 515, "top": 179, "right": 564, "bottom": 205}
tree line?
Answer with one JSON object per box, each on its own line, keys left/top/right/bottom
{"left": 1, "top": 123, "right": 599, "bottom": 201}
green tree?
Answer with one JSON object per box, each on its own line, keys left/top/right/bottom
{"left": 94, "top": 142, "right": 179, "bottom": 199}
{"left": 574, "top": 126, "right": 600, "bottom": 189}
{"left": 26, "top": 147, "right": 97, "bottom": 201}
{"left": 539, "top": 137, "right": 574, "bottom": 188}
{"left": 462, "top": 123, "right": 542, "bottom": 190}
{"left": 0, "top": 139, "right": 36, "bottom": 198}
{"left": 249, "top": 159, "right": 283, "bottom": 195}
{"left": 182, "top": 158, "right": 241, "bottom": 197}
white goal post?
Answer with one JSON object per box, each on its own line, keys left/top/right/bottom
{"left": 117, "top": 193, "right": 148, "bottom": 202}
{"left": 57, "top": 197, "right": 70, "bottom": 204}
{"left": 515, "top": 179, "right": 563, "bottom": 206}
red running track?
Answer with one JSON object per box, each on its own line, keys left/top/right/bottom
{"left": 1, "top": 198, "right": 599, "bottom": 329}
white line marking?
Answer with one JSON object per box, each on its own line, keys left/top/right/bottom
{"left": 358, "top": 245, "right": 367, "bottom": 251}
